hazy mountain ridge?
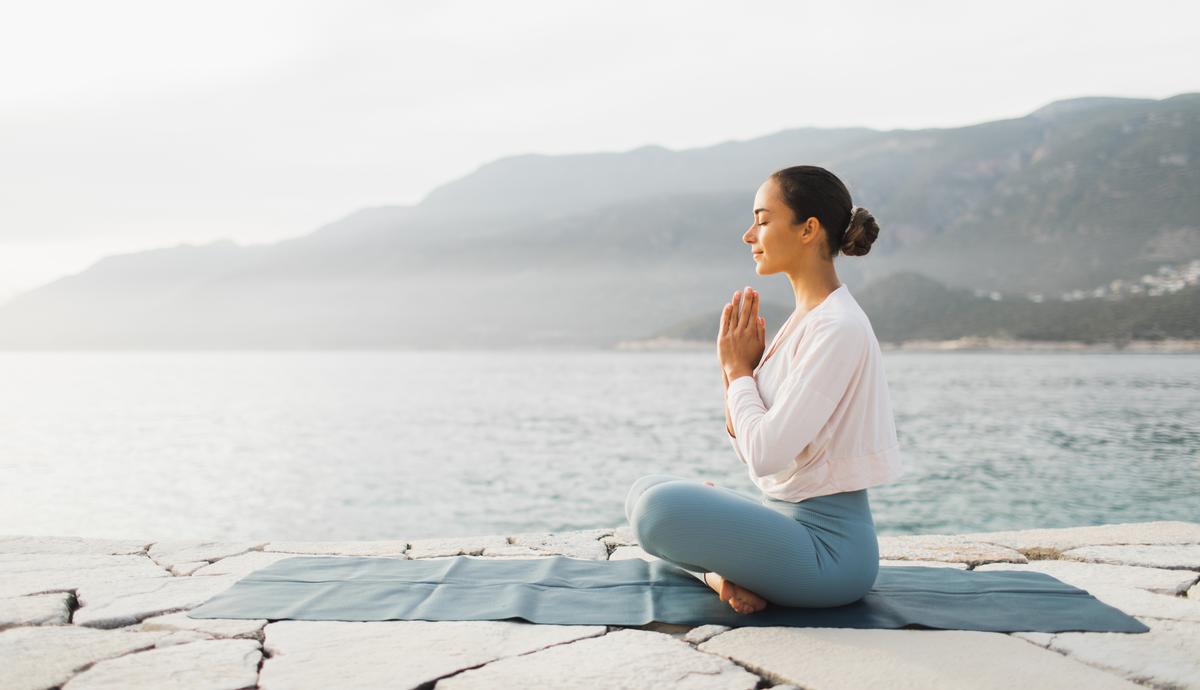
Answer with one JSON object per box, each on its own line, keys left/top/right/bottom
{"left": 0, "top": 93, "right": 1196, "bottom": 349}
{"left": 651, "top": 271, "right": 1200, "bottom": 346}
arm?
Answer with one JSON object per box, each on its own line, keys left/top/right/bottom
{"left": 727, "top": 318, "right": 867, "bottom": 478}
{"left": 723, "top": 369, "right": 735, "bottom": 437}
{"left": 723, "top": 368, "right": 750, "bottom": 465}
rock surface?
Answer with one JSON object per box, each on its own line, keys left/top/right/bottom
{"left": 0, "top": 553, "right": 168, "bottom": 598}
{"left": 959, "top": 520, "right": 1200, "bottom": 556}
{"left": 264, "top": 540, "right": 410, "bottom": 556}
{"left": 1061, "top": 544, "right": 1200, "bottom": 570}
{"left": 0, "top": 625, "right": 170, "bottom": 690}
{"left": 7, "top": 520, "right": 1200, "bottom": 689}
{"left": 877, "top": 534, "right": 1026, "bottom": 565}
{"left": 259, "top": 620, "right": 605, "bottom": 689}
{"left": 437, "top": 628, "right": 759, "bottom": 689}
{"left": 698, "top": 626, "right": 1143, "bottom": 689}
{"left": 74, "top": 575, "right": 241, "bottom": 629}
{"left": 973, "top": 559, "right": 1200, "bottom": 595}
{"left": 61, "top": 638, "right": 262, "bottom": 690}
{"left": 138, "top": 610, "right": 266, "bottom": 639}
{"left": 0, "top": 592, "right": 74, "bottom": 629}
{"left": 1036, "top": 617, "right": 1200, "bottom": 689}
{"left": 147, "top": 541, "right": 266, "bottom": 572}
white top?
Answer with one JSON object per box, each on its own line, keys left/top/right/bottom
{"left": 725, "top": 283, "right": 906, "bottom": 502}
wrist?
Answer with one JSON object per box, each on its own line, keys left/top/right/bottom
{"left": 725, "top": 367, "right": 753, "bottom": 382}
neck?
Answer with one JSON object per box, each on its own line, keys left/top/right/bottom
{"left": 784, "top": 261, "right": 843, "bottom": 313}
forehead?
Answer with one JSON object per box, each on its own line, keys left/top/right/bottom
{"left": 753, "top": 179, "right": 778, "bottom": 211}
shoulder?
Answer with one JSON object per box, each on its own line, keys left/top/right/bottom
{"left": 789, "top": 310, "right": 869, "bottom": 361}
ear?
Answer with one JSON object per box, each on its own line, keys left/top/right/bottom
{"left": 799, "top": 216, "right": 821, "bottom": 243}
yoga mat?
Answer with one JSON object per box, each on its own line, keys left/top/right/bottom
{"left": 187, "top": 554, "right": 1149, "bottom": 633}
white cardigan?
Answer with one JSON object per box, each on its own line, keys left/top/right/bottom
{"left": 725, "top": 283, "right": 906, "bottom": 502}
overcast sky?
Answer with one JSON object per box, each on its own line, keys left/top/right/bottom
{"left": 1, "top": 0, "right": 1196, "bottom": 295}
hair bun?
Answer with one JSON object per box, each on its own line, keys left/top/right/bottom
{"left": 841, "top": 206, "right": 879, "bottom": 257}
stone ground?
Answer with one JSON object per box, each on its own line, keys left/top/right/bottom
{"left": 2, "top": 520, "right": 1199, "bottom": 690}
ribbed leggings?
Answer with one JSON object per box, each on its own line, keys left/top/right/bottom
{"left": 624, "top": 473, "right": 880, "bottom": 608}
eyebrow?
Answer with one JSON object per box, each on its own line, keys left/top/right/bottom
{"left": 754, "top": 208, "right": 771, "bottom": 214}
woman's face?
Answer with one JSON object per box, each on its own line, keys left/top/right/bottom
{"left": 743, "top": 177, "right": 812, "bottom": 274}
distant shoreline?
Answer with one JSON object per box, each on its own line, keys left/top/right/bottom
{"left": 613, "top": 336, "right": 1200, "bottom": 353}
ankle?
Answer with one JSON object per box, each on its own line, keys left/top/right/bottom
{"left": 703, "top": 571, "right": 725, "bottom": 591}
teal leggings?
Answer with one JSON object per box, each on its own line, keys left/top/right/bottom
{"left": 624, "top": 474, "right": 880, "bottom": 608}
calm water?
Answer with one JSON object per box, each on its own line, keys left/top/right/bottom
{"left": 1, "top": 351, "right": 1197, "bottom": 542}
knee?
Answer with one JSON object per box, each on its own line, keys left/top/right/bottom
{"left": 628, "top": 478, "right": 697, "bottom": 546}
{"left": 624, "top": 473, "right": 683, "bottom": 524}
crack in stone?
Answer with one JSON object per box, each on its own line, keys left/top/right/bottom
{"left": 1032, "top": 640, "right": 1163, "bottom": 689}
{"left": 689, "top": 645, "right": 776, "bottom": 687}
{"left": 56, "top": 638, "right": 163, "bottom": 686}
{"left": 409, "top": 626, "right": 614, "bottom": 689}
{"left": 66, "top": 589, "right": 80, "bottom": 624}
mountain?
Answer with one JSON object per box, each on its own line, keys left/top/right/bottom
{"left": 0, "top": 92, "right": 1197, "bottom": 349}
{"left": 649, "top": 271, "right": 1200, "bottom": 346}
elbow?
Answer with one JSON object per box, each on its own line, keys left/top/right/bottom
{"left": 747, "top": 449, "right": 793, "bottom": 480}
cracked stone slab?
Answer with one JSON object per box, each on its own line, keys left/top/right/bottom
{"left": 1038, "top": 617, "right": 1200, "bottom": 690}
{"left": 698, "top": 626, "right": 1142, "bottom": 689}
{"left": 0, "top": 535, "right": 149, "bottom": 556}
{"left": 258, "top": 620, "right": 606, "bottom": 690}
{"left": 878, "top": 559, "right": 968, "bottom": 569}
{"left": 154, "top": 629, "right": 215, "bottom": 647}
{"left": 405, "top": 534, "right": 511, "bottom": 559}
{"left": 1011, "top": 631, "right": 1056, "bottom": 647}
{"left": 0, "top": 553, "right": 169, "bottom": 598}
{"left": 191, "top": 551, "right": 340, "bottom": 578}
{"left": 877, "top": 534, "right": 1027, "bottom": 566}
{"left": 472, "top": 545, "right": 559, "bottom": 558}
{"left": 74, "top": 574, "right": 240, "bottom": 628}
{"left": 626, "top": 621, "right": 694, "bottom": 638}
{"left": 263, "top": 540, "right": 410, "bottom": 556}
{"left": 61, "top": 638, "right": 262, "bottom": 690}
{"left": 139, "top": 610, "right": 266, "bottom": 639}
{"left": 168, "top": 561, "right": 210, "bottom": 576}
{"left": 973, "top": 560, "right": 1198, "bottom": 595}
{"left": 437, "top": 628, "right": 759, "bottom": 690}
{"left": 498, "top": 528, "right": 613, "bottom": 560}
{"left": 0, "top": 592, "right": 73, "bottom": 629}
{"left": 610, "top": 544, "right": 657, "bottom": 561}
{"left": 602, "top": 524, "right": 637, "bottom": 548}
{"left": 147, "top": 541, "right": 265, "bottom": 571}
{"left": 685, "top": 624, "right": 731, "bottom": 644}
{"left": 958, "top": 521, "right": 1200, "bottom": 555}
{"left": 1061, "top": 544, "right": 1200, "bottom": 571}
{"left": 0, "top": 625, "right": 171, "bottom": 690}
{"left": 1065, "top": 585, "right": 1200, "bottom": 623}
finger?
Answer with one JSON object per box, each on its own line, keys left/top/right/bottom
{"left": 731, "top": 290, "right": 742, "bottom": 328}
{"left": 739, "top": 287, "right": 752, "bottom": 330}
{"left": 720, "top": 303, "right": 730, "bottom": 335}
{"left": 758, "top": 315, "right": 764, "bottom": 344}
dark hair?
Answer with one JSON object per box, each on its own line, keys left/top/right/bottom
{"left": 769, "top": 165, "right": 879, "bottom": 258}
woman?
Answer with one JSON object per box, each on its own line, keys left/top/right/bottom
{"left": 624, "top": 165, "right": 906, "bottom": 614}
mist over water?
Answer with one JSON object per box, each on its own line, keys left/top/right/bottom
{"left": 1, "top": 350, "right": 1196, "bottom": 542}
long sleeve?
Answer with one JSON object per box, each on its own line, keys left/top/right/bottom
{"left": 726, "top": 317, "right": 867, "bottom": 479}
{"left": 726, "top": 426, "right": 747, "bottom": 465}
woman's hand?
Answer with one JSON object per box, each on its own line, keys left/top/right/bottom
{"left": 718, "top": 287, "right": 765, "bottom": 381}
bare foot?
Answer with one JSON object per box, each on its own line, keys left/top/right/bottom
{"left": 703, "top": 571, "right": 768, "bottom": 614}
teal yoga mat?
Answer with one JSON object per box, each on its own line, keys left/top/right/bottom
{"left": 187, "top": 554, "right": 1149, "bottom": 633}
